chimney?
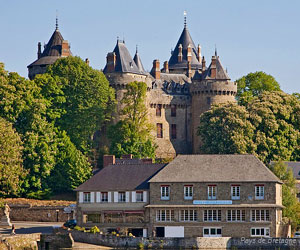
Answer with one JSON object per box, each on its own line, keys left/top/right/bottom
{"left": 106, "top": 52, "right": 116, "bottom": 72}
{"left": 210, "top": 56, "right": 217, "bottom": 78}
{"left": 61, "top": 40, "right": 71, "bottom": 57}
{"left": 187, "top": 44, "right": 192, "bottom": 62}
{"left": 85, "top": 58, "right": 90, "bottom": 66}
{"left": 151, "top": 59, "right": 160, "bottom": 79}
{"left": 103, "top": 155, "right": 115, "bottom": 168}
{"left": 197, "top": 44, "right": 202, "bottom": 63}
{"left": 202, "top": 56, "right": 206, "bottom": 71}
{"left": 142, "top": 158, "right": 153, "bottom": 164}
{"left": 37, "top": 42, "right": 42, "bottom": 59}
{"left": 122, "top": 154, "right": 133, "bottom": 159}
{"left": 163, "top": 61, "right": 169, "bottom": 73}
{"left": 178, "top": 44, "right": 183, "bottom": 62}
{"left": 187, "top": 61, "right": 192, "bottom": 78}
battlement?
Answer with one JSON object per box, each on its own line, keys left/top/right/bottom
{"left": 190, "top": 80, "right": 237, "bottom": 96}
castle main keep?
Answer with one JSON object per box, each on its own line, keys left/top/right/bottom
{"left": 28, "top": 18, "right": 237, "bottom": 158}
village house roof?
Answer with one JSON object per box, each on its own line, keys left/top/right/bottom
{"left": 149, "top": 155, "right": 282, "bottom": 183}
{"left": 75, "top": 163, "right": 165, "bottom": 192}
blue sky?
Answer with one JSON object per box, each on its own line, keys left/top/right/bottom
{"left": 0, "top": 0, "right": 299, "bottom": 93}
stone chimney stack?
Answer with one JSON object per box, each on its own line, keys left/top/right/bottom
{"left": 106, "top": 52, "right": 116, "bottom": 72}
{"left": 61, "top": 40, "right": 71, "bottom": 57}
{"left": 202, "top": 56, "right": 206, "bottom": 71}
{"left": 85, "top": 58, "right": 90, "bottom": 66}
{"left": 103, "top": 155, "right": 115, "bottom": 167}
{"left": 163, "top": 61, "right": 169, "bottom": 73}
{"left": 197, "top": 44, "right": 202, "bottom": 63}
{"left": 187, "top": 61, "right": 192, "bottom": 78}
{"left": 151, "top": 59, "right": 160, "bottom": 79}
{"left": 187, "top": 44, "right": 192, "bottom": 62}
{"left": 210, "top": 56, "right": 217, "bottom": 78}
{"left": 37, "top": 42, "right": 42, "bottom": 59}
{"left": 178, "top": 44, "right": 183, "bottom": 62}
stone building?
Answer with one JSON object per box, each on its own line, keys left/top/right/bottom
{"left": 75, "top": 154, "right": 165, "bottom": 237}
{"left": 27, "top": 17, "right": 237, "bottom": 157}
{"left": 103, "top": 21, "right": 237, "bottom": 157}
{"left": 27, "top": 19, "right": 71, "bottom": 80}
{"left": 75, "top": 154, "right": 286, "bottom": 238}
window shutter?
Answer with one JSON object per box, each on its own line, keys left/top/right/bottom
{"left": 96, "top": 192, "right": 100, "bottom": 203}
{"left": 143, "top": 191, "right": 147, "bottom": 202}
{"left": 132, "top": 191, "right": 136, "bottom": 202}
{"left": 91, "top": 192, "right": 95, "bottom": 203}
{"left": 114, "top": 192, "right": 118, "bottom": 203}
{"left": 126, "top": 192, "right": 130, "bottom": 202}
{"left": 79, "top": 192, "right": 83, "bottom": 203}
{"left": 108, "top": 192, "right": 112, "bottom": 202}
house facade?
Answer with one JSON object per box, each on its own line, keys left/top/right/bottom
{"left": 75, "top": 154, "right": 165, "bottom": 237}
{"left": 75, "top": 154, "right": 285, "bottom": 238}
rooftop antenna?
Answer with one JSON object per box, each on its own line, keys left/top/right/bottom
{"left": 56, "top": 10, "right": 59, "bottom": 30}
{"left": 184, "top": 10, "right": 187, "bottom": 28}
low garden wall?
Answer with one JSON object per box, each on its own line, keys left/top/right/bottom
{"left": 70, "top": 230, "right": 300, "bottom": 249}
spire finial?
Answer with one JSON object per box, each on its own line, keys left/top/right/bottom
{"left": 184, "top": 10, "right": 187, "bottom": 28}
{"left": 136, "top": 44, "right": 138, "bottom": 54}
{"left": 56, "top": 10, "right": 59, "bottom": 30}
{"left": 215, "top": 44, "right": 217, "bottom": 56}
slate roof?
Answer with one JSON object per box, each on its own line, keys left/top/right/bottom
{"left": 149, "top": 155, "right": 281, "bottom": 183}
{"left": 133, "top": 50, "right": 146, "bottom": 74}
{"left": 75, "top": 163, "right": 165, "bottom": 191}
{"left": 202, "top": 56, "right": 230, "bottom": 80}
{"left": 28, "top": 28, "right": 70, "bottom": 67}
{"left": 103, "top": 40, "right": 146, "bottom": 75}
{"left": 168, "top": 27, "right": 201, "bottom": 70}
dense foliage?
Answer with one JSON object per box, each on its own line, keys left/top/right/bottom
{"left": 0, "top": 58, "right": 114, "bottom": 198}
{"left": 236, "top": 71, "right": 281, "bottom": 105}
{"left": 271, "top": 162, "right": 300, "bottom": 228}
{"left": 198, "top": 91, "right": 300, "bottom": 164}
{"left": 0, "top": 117, "right": 25, "bottom": 196}
{"left": 108, "top": 81, "right": 156, "bottom": 159}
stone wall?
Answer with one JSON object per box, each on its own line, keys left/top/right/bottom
{"left": 40, "top": 233, "right": 74, "bottom": 250}
{"left": 1, "top": 233, "right": 40, "bottom": 250}
{"left": 8, "top": 204, "right": 70, "bottom": 222}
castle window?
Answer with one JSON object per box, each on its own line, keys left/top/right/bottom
{"left": 157, "top": 123, "right": 163, "bottom": 138}
{"left": 207, "top": 97, "right": 211, "bottom": 105}
{"left": 156, "top": 104, "right": 162, "bottom": 117}
{"left": 171, "top": 105, "right": 176, "bottom": 117}
{"left": 171, "top": 124, "right": 177, "bottom": 139}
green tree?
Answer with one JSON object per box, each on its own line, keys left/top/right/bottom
{"left": 198, "top": 102, "right": 256, "bottom": 154}
{"left": 0, "top": 117, "right": 26, "bottom": 196}
{"left": 108, "top": 81, "right": 156, "bottom": 159}
{"left": 44, "top": 56, "right": 115, "bottom": 152}
{"left": 293, "top": 93, "right": 300, "bottom": 100}
{"left": 48, "top": 131, "right": 92, "bottom": 193}
{"left": 271, "top": 161, "right": 300, "bottom": 229}
{"left": 236, "top": 71, "right": 281, "bottom": 105}
{"left": 197, "top": 91, "right": 300, "bottom": 164}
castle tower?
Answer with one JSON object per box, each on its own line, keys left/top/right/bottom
{"left": 103, "top": 39, "right": 150, "bottom": 121}
{"left": 27, "top": 18, "right": 71, "bottom": 80}
{"left": 190, "top": 52, "right": 237, "bottom": 153}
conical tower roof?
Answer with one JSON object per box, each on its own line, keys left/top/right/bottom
{"left": 168, "top": 26, "right": 201, "bottom": 70}
{"left": 28, "top": 23, "right": 71, "bottom": 68}
{"left": 104, "top": 40, "right": 145, "bottom": 75}
{"left": 202, "top": 56, "right": 230, "bottom": 80}
{"left": 133, "top": 47, "right": 146, "bottom": 74}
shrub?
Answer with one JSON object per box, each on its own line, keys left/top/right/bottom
{"left": 90, "top": 226, "right": 100, "bottom": 234}
{"left": 74, "top": 226, "right": 85, "bottom": 231}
